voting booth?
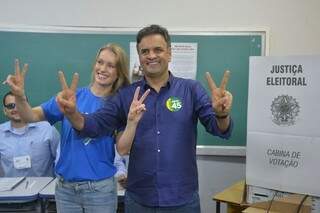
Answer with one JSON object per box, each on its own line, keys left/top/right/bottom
{"left": 245, "top": 55, "right": 320, "bottom": 212}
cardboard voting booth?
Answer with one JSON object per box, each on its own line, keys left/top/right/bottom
{"left": 245, "top": 184, "right": 320, "bottom": 213}
{"left": 212, "top": 180, "right": 319, "bottom": 213}
{"left": 245, "top": 194, "right": 320, "bottom": 213}
{"left": 213, "top": 55, "right": 320, "bottom": 212}
{"left": 244, "top": 194, "right": 312, "bottom": 213}
{"left": 246, "top": 55, "right": 320, "bottom": 197}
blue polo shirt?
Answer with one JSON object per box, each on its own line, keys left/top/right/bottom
{"left": 81, "top": 73, "right": 233, "bottom": 207}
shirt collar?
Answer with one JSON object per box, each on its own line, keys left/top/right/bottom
{"left": 0, "top": 121, "right": 11, "bottom": 132}
{"left": 140, "top": 71, "right": 175, "bottom": 91}
{"left": 1, "top": 121, "right": 36, "bottom": 134}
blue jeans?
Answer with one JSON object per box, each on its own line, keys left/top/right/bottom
{"left": 55, "top": 176, "right": 117, "bottom": 213}
{"left": 124, "top": 191, "right": 201, "bottom": 213}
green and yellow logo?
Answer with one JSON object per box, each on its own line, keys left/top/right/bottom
{"left": 166, "top": 97, "right": 183, "bottom": 112}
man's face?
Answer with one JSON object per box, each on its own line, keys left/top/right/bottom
{"left": 137, "top": 34, "right": 171, "bottom": 78}
{"left": 3, "top": 95, "right": 22, "bottom": 122}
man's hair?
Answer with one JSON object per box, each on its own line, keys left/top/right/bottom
{"left": 136, "top": 24, "right": 171, "bottom": 49}
{"left": 2, "top": 91, "right": 14, "bottom": 106}
{"left": 2, "top": 91, "right": 28, "bottom": 106}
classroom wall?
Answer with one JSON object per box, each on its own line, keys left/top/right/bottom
{"left": 1, "top": 0, "right": 319, "bottom": 212}
{"left": 1, "top": 0, "right": 319, "bottom": 56}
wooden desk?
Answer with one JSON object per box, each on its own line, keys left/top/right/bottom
{"left": 213, "top": 180, "right": 248, "bottom": 213}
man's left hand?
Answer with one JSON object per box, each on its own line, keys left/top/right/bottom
{"left": 205, "top": 70, "right": 233, "bottom": 117}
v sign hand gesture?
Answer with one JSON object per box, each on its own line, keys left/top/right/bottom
{"left": 56, "top": 71, "right": 79, "bottom": 115}
{"left": 116, "top": 86, "right": 150, "bottom": 155}
{"left": 206, "top": 70, "right": 233, "bottom": 119}
{"left": 127, "top": 87, "right": 150, "bottom": 124}
{"left": 4, "top": 59, "right": 28, "bottom": 99}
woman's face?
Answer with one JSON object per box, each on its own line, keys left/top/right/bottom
{"left": 93, "top": 49, "right": 118, "bottom": 87}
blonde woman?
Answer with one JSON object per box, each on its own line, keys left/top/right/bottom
{"left": 5, "top": 43, "right": 130, "bottom": 213}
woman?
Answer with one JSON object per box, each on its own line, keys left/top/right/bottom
{"left": 5, "top": 43, "right": 130, "bottom": 213}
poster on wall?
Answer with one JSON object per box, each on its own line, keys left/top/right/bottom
{"left": 246, "top": 55, "right": 320, "bottom": 197}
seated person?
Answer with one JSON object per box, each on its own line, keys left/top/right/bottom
{"left": 0, "top": 92, "right": 60, "bottom": 177}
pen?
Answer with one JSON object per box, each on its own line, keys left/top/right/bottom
{"left": 25, "top": 180, "right": 29, "bottom": 189}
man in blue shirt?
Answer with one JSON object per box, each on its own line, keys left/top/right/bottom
{"left": 0, "top": 92, "right": 60, "bottom": 177}
{"left": 55, "top": 24, "right": 233, "bottom": 212}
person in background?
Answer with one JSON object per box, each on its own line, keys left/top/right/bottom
{"left": 0, "top": 91, "right": 59, "bottom": 177}
{"left": 53, "top": 24, "right": 234, "bottom": 213}
{"left": 114, "top": 147, "right": 128, "bottom": 189}
{"left": 5, "top": 43, "right": 130, "bottom": 213}
{"left": 113, "top": 149, "right": 128, "bottom": 213}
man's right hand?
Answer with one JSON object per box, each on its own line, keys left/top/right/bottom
{"left": 127, "top": 87, "right": 150, "bottom": 125}
{"left": 56, "top": 71, "right": 79, "bottom": 115}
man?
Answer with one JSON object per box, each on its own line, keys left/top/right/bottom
{"left": 0, "top": 92, "right": 60, "bottom": 177}
{"left": 8, "top": 25, "right": 233, "bottom": 212}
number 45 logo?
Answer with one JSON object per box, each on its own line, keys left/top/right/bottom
{"left": 166, "top": 97, "right": 183, "bottom": 112}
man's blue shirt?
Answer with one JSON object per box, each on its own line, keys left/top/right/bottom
{"left": 0, "top": 121, "right": 60, "bottom": 177}
{"left": 81, "top": 74, "right": 233, "bottom": 207}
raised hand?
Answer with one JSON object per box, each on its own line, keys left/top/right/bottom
{"left": 127, "top": 87, "right": 150, "bottom": 124}
{"left": 4, "top": 59, "right": 28, "bottom": 98}
{"left": 56, "top": 71, "right": 79, "bottom": 115}
{"left": 205, "top": 70, "right": 233, "bottom": 117}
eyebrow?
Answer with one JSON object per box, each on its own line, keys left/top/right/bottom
{"left": 140, "top": 46, "right": 165, "bottom": 52}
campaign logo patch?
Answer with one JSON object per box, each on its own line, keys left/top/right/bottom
{"left": 166, "top": 97, "right": 182, "bottom": 112}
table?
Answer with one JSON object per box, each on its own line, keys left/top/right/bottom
{"left": 0, "top": 177, "right": 53, "bottom": 213}
{"left": 212, "top": 180, "right": 249, "bottom": 213}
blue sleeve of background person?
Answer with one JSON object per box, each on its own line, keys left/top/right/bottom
{"left": 41, "top": 97, "right": 64, "bottom": 125}
{"left": 80, "top": 91, "right": 127, "bottom": 138}
{"left": 192, "top": 80, "right": 233, "bottom": 139}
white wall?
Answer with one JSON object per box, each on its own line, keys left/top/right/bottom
{"left": 198, "top": 156, "right": 246, "bottom": 213}
{"left": 1, "top": 0, "right": 319, "bottom": 212}
{"left": 1, "top": 0, "right": 319, "bottom": 56}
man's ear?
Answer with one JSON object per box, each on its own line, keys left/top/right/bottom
{"left": 3, "top": 108, "right": 8, "bottom": 117}
{"left": 168, "top": 47, "right": 172, "bottom": 62}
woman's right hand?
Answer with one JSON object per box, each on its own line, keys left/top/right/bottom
{"left": 56, "top": 71, "right": 79, "bottom": 115}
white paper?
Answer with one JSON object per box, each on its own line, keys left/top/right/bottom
{"left": 0, "top": 177, "right": 25, "bottom": 192}
{"left": 13, "top": 155, "right": 31, "bottom": 169}
{"left": 247, "top": 56, "right": 320, "bottom": 136}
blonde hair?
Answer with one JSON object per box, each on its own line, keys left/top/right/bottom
{"left": 91, "top": 43, "right": 130, "bottom": 95}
